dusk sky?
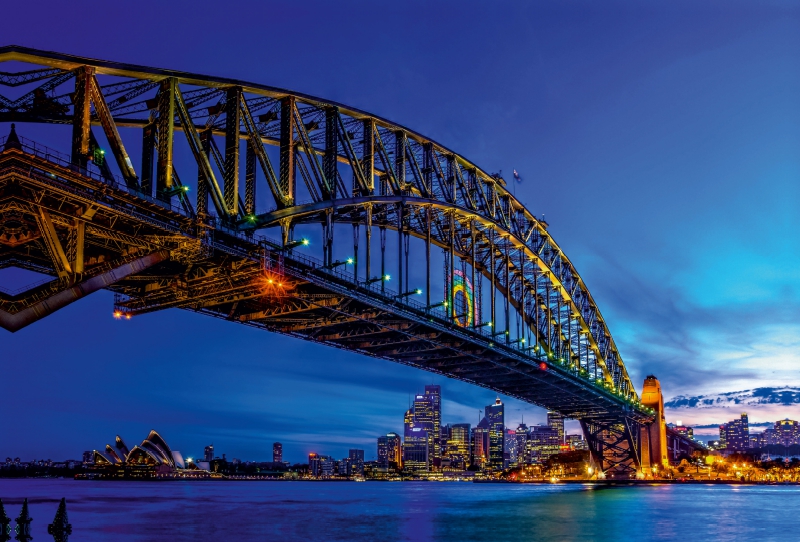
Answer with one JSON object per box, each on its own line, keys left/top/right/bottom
{"left": 1, "top": 1, "right": 798, "bottom": 460}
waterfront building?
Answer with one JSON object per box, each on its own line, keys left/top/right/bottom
{"left": 527, "top": 425, "right": 561, "bottom": 464}
{"left": 486, "top": 398, "right": 505, "bottom": 470}
{"left": 472, "top": 417, "right": 490, "bottom": 468}
{"left": 82, "top": 451, "right": 93, "bottom": 464}
{"left": 403, "top": 428, "right": 429, "bottom": 472}
{"left": 547, "top": 411, "right": 565, "bottom": 444}
{"left": 377, "top": 432, "right": 402, "bottom": 470}
{"left": 87, "top": 430, "right": 211, "bottom": 479}
{"left": 349, "top": 449, "right": 365, "bottom": 476}
{"left": 721, "top": 413, "right": 750, "bottom": 450}
{"left": 273, "top": 442, "right": 283, "bottom": 463}
{"left": 309, "top": 453, "right": 334, "bottom": 478}
{"left": 445, "top": 423, "right": 471, "bottom": 469}
{"left": 566, "top": 434, "right": 587, "bottom": 451}
{"left": 505, "top": 429, "right": 518, "bottom": 467}
{"left": 424, "top": 385, "right": 442, "bottom": 468}
{"left": 413, "top": 393, "right": 437, "bottom": 469}
{"left": 204, "top": 444, "right": 214, "bottom": 462}
{"left": 515, "top": 423, "right": 529, "bottom": 465}
{"left": 772, "top": 419, "right": 800, "bottom": 447}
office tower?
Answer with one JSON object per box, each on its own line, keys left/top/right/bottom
{"left": 349, "top": 449, "right": 365, "bottom": 476}
{"left": 472, "top": 417, "right": 490, "bottom": 468}
{"left": 722, "top": 413, "right": 749, "bottom": 450}
{"left": 378, "top": 432, "right": 402, "bottom": 469}
{"left": 446, "top": 423, "right": 471, "bottom": 469}
{"left": 485, "top": 398, "right": 505, "bottom": 470}
{"left": 773, "top": 419, "right": 800, "bottom": 447}
{"left": 515, "top": 423, "right": 529, "bottom": 465}
{"left": 547, "top": 411, "right": 565, "bottom": 444}
{"left": 204, "top": 444, "right": 214, "bottom": 462}
{"left": 413, "top": 393, "right": 436, "bottom": 469}
{"left": 505, "top": 429, "right": 518, "bottom": 467}
{"left": 424, "top": 385, "right": 442, "bottom": 467}
{"left": 528, "top": 425, "right": 561, "bottom": 463}
{"left": 404, "top": 407, "right": 429, "bottom": 472}
{"left": 272, "top": 442, "right": 283, "bottom": 463}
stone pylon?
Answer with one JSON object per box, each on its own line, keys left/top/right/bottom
{"left": 47, "top": 498, "right": 72, "bottom": 540}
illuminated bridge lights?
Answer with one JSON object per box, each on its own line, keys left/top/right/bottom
{"left": 0, "top": 46, "right": 650, "bottom": 477}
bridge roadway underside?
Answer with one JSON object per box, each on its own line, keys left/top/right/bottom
{"left": 0, "top": 147, "right": 652, "bottom": 473}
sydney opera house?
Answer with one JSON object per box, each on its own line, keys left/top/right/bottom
{"left": 84, "top": 430, "right": 213, "bottom": 479}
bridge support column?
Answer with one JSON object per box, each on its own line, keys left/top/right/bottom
{"left": 581, "top": 418, "right": 642, "bottom": 478}
{"left": 641, "top": 375, "right": 668, "bottom": 471}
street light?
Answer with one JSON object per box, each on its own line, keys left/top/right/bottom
{"left": 396, "top": 288, "right": 423, "bottom": 299}
{"left": 281, "top": 238, "right": 310, "bottom": 251}
{"left": 161, "top": 185, "right": 191, "bottom": 197}
{"left": 366, "top": 274, "right": 391, "bottom": 285}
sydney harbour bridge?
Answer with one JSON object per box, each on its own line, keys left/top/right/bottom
{"left": 0, "top": 46, "right": 666, "bottom": 475}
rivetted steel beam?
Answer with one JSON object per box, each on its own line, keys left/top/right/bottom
{"left": 224, "top": 86, "right": 241, "bottom": 217}
{"left": 279, "top": 96, "right": 296, "bottom": 206}
{"left": 0, "top": 250, "right": 169, "bottom": 333}
{"left": 156, "top": 78, "right": 175, "bottom": 199}
{"left": 70, "top": 66, "right": 93, "bottom": 169}
{"left": 88, "top": 75, "right": 138, "bottom": 188}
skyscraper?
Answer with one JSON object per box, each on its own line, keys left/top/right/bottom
{"left": 404, "top": 408, "right": 429, "bottom": 472}
{"left": 547, "top": 411, "right": 565, "bottom": 444}
{"left": 722, "top": 413, "right": 750, "bottom": 450}
{"left": 413, "top": 393, "right": 436, "bottom": 470}
{"left": 272, "top": 442, "right": 283, "bottom": 463}
{"left": 203, "top": 444, "right": 214, "bottom": 462}
{"left": 424, "top": 385, "right": 442, "bottom": 468}
{"left": 485, "top": 398, "right": 505, "bottom": 470}
{"left": 446, "top": 423, "right": 471, "bottom": 469}
{"left": 349, "top": 449, "right": 364, "bottom": 476}
{"left": 515, "top": 422, "right": 529, "bottom": 466}
{"left": 378, "top": 432, "right": 402, "bottom": 469}
{"left": 472, "top": 417, "right": 490, "bottom": 468}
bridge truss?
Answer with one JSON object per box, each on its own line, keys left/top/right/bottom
{"left": 0, "top": 46, "right": 654, "bottom": 475}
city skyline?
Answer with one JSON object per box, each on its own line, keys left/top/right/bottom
{"left": 0, "top": 1, "right": 798, "bottom": 462}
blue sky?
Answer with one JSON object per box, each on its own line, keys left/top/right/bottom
{"left": 0, "top": 0, "right": 798, "bottom": 461}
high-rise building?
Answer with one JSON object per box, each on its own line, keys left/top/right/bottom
{"left": 404, "top": 407, "right": 429, "bottom": 472}
{"left": 445, "top": 423, "right": 471, "bottom": 470}
{"left": 527, "top": 425, "right": 561, "bottom": 463}
{"left": 349, "top": 449, "right": 365, "bottom": 476}
{"left": 515, "top": 423, "right": 529, "bottom": 466}
{"left": 309, "top": 453, "right": 333, "bottom": 477}
{"left": 413, "top": 393, "right": 436, "bottom": 470}
{"left": 378, "top": 432, "right": 402, "bottom": 469}
{"left": 204, "top": 444, "right": 214, "bottom": 462}
{"left": 773, "top": 419, "right": 800, "bottom": 447}
{"left": 505, "top": 429, "right": 518, "bottom": 467}
{"left": 722, "top": 413, "right": 750, "bottom": 450}
{"left": 272, "top": 442, "right": 283, "bottom": 463}
{"left": 424, "top": 385, "right": 442, "bottom": 468}
{"left": 547, "top": 411, "right": 565, "bottom": 444}
{"left": 472, "top": 417, "right": 490, "bottom": 468}
{"left": 485, "top": 398, "right": 505, "bottom": 470}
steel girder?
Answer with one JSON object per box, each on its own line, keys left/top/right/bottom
{"left": 0, "top": 46, "right": 653, "bottom": 475}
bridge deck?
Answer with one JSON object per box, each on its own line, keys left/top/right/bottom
{"left": 0, "top": 144, "right": 650, "bottom": 427}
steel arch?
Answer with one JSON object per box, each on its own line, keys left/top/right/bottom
{"left": 0, "top": 46, "right": 652, "bottom": 473}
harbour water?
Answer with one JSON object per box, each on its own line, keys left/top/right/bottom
{"left": 0, "top": 480, "right": 797, "bottom": 541}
